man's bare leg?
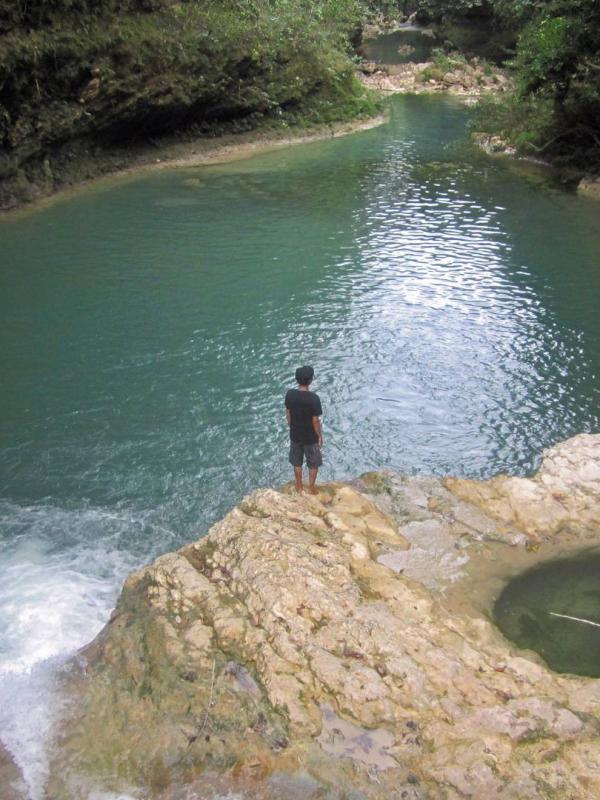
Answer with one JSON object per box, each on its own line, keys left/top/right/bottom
{"left": 308, "top": 467, "right": 318, "bottom": 495}
{"left": 294, "top": 466, "right": 304, "bottom": 493}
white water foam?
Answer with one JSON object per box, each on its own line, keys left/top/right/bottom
{"left": 0, "top": 656, "right": 70, "bottom": 799}
{"left": 0, "top": 501, "right": 171, "bottom": 799}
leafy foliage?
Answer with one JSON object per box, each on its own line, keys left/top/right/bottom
{"left": 483, "top": 0, "right": 600, "bottom": 169}
{"left": 369, "top": 0, "right": 599, "bottom": 169}
{"left": 0, "top": 0, "right": 379, "bottom": 207}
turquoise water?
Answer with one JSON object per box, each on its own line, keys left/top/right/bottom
{"left": 0, "top": 94, "right": 599, "bottom": 795}
{"left": 494, "top": 555, "right": 600, "bottom": 677}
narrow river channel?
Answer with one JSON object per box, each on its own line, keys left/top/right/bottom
{"left": 1, "top": 86, "right": 599, "bottom": 796}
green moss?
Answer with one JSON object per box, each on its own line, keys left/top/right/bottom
{"left": 290, "top": 76, "right": 382, "bottom": 126}
{"left": 358, "top": 471, "right": 392, "bottom": 495}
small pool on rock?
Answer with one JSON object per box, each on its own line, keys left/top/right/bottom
{"left": 494, "top": 554, "right": 600, "bottom": 677}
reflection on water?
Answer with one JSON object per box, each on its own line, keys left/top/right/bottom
{"left": 0, "top": 93, "right": 599, "bottom": 795}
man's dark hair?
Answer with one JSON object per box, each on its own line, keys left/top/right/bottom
{"left": 295, "top": 365, "right": 314, "bottom": 385}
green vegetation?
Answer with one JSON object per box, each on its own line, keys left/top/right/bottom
{"left": 0, "top": 0, "right": 380, "bottom": 208}
{"left": 472, "top": 0, "right": 600, "bottom": 172}
{"left": 2, "top": 0, "right": 597, "bottom": 206}
{"left": 418, "top": 47, "right": 464, "bottom": 82}
{"left": 369, "top": 0, "right": 600, "bottom": 172}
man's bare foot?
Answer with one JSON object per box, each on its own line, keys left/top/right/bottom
{"left": 308, "top": 486, "right": 318, "bottom": 495}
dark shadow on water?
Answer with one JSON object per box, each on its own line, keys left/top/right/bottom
{"left": 494, "top": 552, "right": 600, "bottom": 677}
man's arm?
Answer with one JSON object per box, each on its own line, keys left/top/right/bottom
{"left": 286, "top": 408, "right": 291, "bottom": 426}
{"left": 312, "top": 416, "right": 323, "bottom": 448}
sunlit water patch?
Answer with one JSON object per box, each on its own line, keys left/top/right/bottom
{"left": 1, "top": 94, "right": 599, "bottom": 796}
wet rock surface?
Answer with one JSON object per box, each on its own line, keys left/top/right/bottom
{"left": 50, "top": 434, "right": 600, "bottom": 799}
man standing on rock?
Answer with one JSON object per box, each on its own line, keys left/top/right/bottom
{"left": 285, "top": 365, "right": 323, "bottom": 494}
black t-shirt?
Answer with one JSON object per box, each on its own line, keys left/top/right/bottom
{"left": 285, "top": 389, "right": 322, "bottom": 444}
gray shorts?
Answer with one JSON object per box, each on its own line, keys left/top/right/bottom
{"left": 289, "top": 441, "right": 323, "bottom": 469}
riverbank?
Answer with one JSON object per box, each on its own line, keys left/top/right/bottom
{"left": 0, "top": 0, "right": 377, "bottom": 214}
{"left": 0, "top": 114, "right": 387, "bottom": 218}
{"left": 44, "top": 435, "right": 600, "bottom": 800}
{"left": 358, "top": 55, "right": 512, "bottom": 99}
{"left": 470, "top": 131, "right": 600, "bottom": 197}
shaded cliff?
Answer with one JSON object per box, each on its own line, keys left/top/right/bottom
{"left": 46, "top": 434, "right": 600, "bottom": 799}
{"left": 0, "top": 0, "right": 376, "bottom": 209}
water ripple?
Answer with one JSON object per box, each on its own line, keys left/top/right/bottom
{"left": 1, "top": 94, "right": 599, "bottom": 796}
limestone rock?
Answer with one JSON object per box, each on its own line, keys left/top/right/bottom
{"left": 49, "top": 435, "right": 600, "bottom": 799}
{"left": 578, "top": 175, "right": 600, "bottom": 198}
{"left": 445, "top": 433, "right": 600, "bottom": 537}
{"left": 359, "top": 56, "right": 512, "bottom": 98}
{"left": 442, "top": 71, "right": 462, "bottom": 86}
{"left": 359, "top": 60, "right": 380, "bottom": 75}
{"left": 472, "top": 132, "right": 517, "bottom": 156}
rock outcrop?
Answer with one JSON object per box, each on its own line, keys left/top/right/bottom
{"left": 359, "top": 57, "right": 511, "bottom": 98}
{"left": 446, "top": 434, "right": 600, "bottom": 538}
{"left": 578, "top": 176, "right": 600, "bottom": 199}
{"left": 50, "top": 434, "right": 600, "bottom": 799}
{"left": 471, "top": 132, "right": 517, "bottom": 157}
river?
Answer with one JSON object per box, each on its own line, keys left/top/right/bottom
{"left": 1, "top": 86, "right": 599, "bottom": 797}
